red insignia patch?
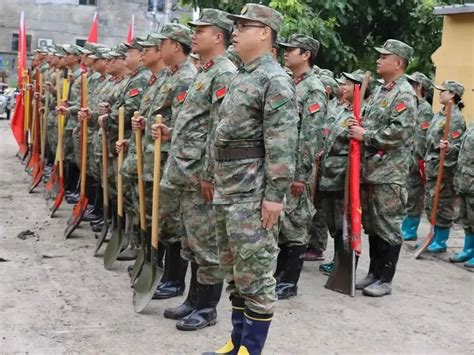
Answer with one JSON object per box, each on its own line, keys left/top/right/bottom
{"left": 451, "top": 130, "right": 460, "bottom": 139}
{"left": 395, "top": 102, "right": 407, "bottom": 113}
{"left": 215, "top": 87, "right": 227, "bottom": 99}
{"left": 420, "top": 121, "right": 429, "bottom": 130}
{"left": 177, "top": 91, "right": 187, "bottom": 103}
{"left": 308, "top": 103, "right": 320, "bottom": 114}
{"left": 204, "top": 60, "right": 214, "bottom": 71}
{"left": 129, "top": 88, "right": 139, "bottom": 97}
{"left": 148, "top": 76, "right": 156, "bottom": 86}
{"left": 323, "top": 128, "right": 330, "bottom": 137}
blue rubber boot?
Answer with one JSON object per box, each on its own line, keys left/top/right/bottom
{"left": 464, "top": 257, "right": 474, "bottom": 269}
{"left": 401, "top": 215, "right": 421, "bottom": 241}
{"left": 237, "top": 310, "right": 272, "bottom": 355}
{"left": 449, "top": 233, "right": 474, "bottom": 263}
{"left": 427, "top": 226, "right": 450, "bottom": 253}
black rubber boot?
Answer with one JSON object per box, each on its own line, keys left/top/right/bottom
{"left": 153, "top": 242, "right": 188, "bottom": 300}
{"left": 274, "top": 244, "right": 288, "bottom": 283}
{"left": 83, "top": 178, "right": 103, "bottom": 222}
{"left": 356, "top": 234, "right": 380, "bottom": 290}
{"left": 176, "top": 281, "right": 223, "bottom": 331}
{"left": 157, "top": 241, "right": 165, "bottom": 270}
{"left": 164, "top": 262, "right": 199, "bottom": 320}
{"left": 276, "top": 245, "right": 306, "bottom": 300}
{"left": 65, "top": 162, "right": 80, "bottom": 201}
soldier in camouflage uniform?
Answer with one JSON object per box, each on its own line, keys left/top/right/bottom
{"left": 136, "top": 24, "right": 196, "bottom": 300}
{"left": 448, "top": 125, "right": 474, "bottom": 268}
{"left": 202, "top": 4, "right": 298, "bottom": 354}
{"left": 274, "top": 34, "right": 325, "bottom": 299}
{"left": 349, "top": 39, "right": 417, "bottom": 297}
{"left": 401, "top": 72, "right": 434, "bottom": 241}
{"left": 152, "top": 9, "right": 236, "bottom": 331}
{"left": 422, "top": 81, "right": 466, "bottom": 253}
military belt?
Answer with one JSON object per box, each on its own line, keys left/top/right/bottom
{"left": 215, "top": 146, "right": 265, "bottom": 161}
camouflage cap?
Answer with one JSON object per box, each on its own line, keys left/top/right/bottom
{"left": 138, "top": 33, "right": 162, "bottom": 47}
{"left": 375, "top": 39, "right": 414, "bottom": 61}
{"left": 342, "top": 69, "right": 366, "bottom": 84}
{"left": 279, "top": 34, "right": 320, "bottom": 57}
{"left": 54, "top": 45, "right": 66, "bottom": 58}
{"left": 319, "top": 68, "right": 334, "bottom": 78}
{"left": 62, "top": 44, "right": 84, "bottom": 55}
{"left": 88, "top": 47, "right": 112, "bottom": 60}
{"left": 190, "top": 52, "right": 200, "bottom": 60}
{"left": 109, "top": 43, "right": 128, "bottom": 58}
{"left": 35, "top": 47, "right": 49, "bottom": 54}
{"left": 124, "top": 36, "right": 145, "bottom": 50}
{"left": 228, "top": 3, "right": 283, "bottom": 33}
{"left": 156, "top": 23, "right": 192, "bottom": 48}
{"left": 406, "top": 71, "right": 432, "bottom": 90}
{"left": 434, "top": 80, "right": 464, "bottom": 97}
{"left": 189, "top": 8, "right": 234, "bottom": 33}
{"left": 84, "top": 42, "right": 106, "bottom": 55}
{"left": 319, "top": 74, "right": 339, "bottom": 94}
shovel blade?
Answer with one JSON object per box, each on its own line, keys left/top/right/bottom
{"left": 94, "top": 207, "right": 109, "bottom": 256}
{"left": 29, "top": 166, "right": 44, "bottom": 193}
{"left": 133, "top": 261, "right": 163, "bottom": 313}
{"left": 64, "top": 197, "right": 88, "bottom": 239}
{"left": 414, "top": 227, "right": 434, "bottom": 259}
{"left": 325, "top": 250, "right": 355, "bottom": 296}
{"left": 103, "top": 216, "right": 124, "bottom": 270}
{"left": 130, "top": 247, "right": 145, "bottom": 286}
{"left": 50, "top": 180, "right": 64, "bottom": 218}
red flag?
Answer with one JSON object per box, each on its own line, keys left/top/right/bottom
{"left": 87, "top": 12, "right": 98, "bottom": 43}
{"left": 127, "top": 15, "right": 135, "bottom": 43}
{"left": 11, "top": 92, "right": 25, "bottom": 146}
{"left": 17, "top": 11, "right": 27, "bottom": 86}
{"left": 349, "top": 84, "right": 362, "bottom": 254}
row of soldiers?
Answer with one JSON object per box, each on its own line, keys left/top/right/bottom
{"left": 24, "top": 3, "right": 473, "bottom": 354}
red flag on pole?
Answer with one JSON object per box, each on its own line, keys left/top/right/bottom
{"left": 11, "top": 11, "right": 27, "bottom": 147}
{"left": 349, "top": 84, "right": 362, "bottom": 254}
{"left": 127, "top": 15, "right": 135, "bottom": 43}
{"left": 87, "top": 12, "right": 98, "bottom": 43}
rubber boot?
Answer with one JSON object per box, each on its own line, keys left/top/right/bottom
{"left": 427, "top": 226, "right": 450, "bottom": 253}
{"left": 464, "top": 257, "right": 474, "bottom": 269}
{"left": 164, "top": 262, "right": 198, "bottom": 320}
{"left": 356, "top": 234, "right": 380, "bottom": 290}
{"left": 276, "top": 245, "right": 306, "bottom": 300}
{"left": 82, "top": 177, "right": 101, "bottom": 221}
{"left": 157, "top": 241, "right": 165, "bottom": 270}
{"left": 274, "top": 245, "right": 288, "bottom": 283}
{"left": 65, "top": 162, "right": 80, "bottom": 203}
{"left": 153, "top": 241, "right": 188, "bottom": 299}
{"left": 363, "top": 243, "right": 401, "bottom": 297}
{"left": 401, "top": 215, "right": 421, "bottom": 241}
{"left": 449, "top": 233, "right": 474, "bottom": 263}
{"left": 202, "top": 296, "right": 244, "bottom": 355}
{"left": 237, "top": 309, "right": 272, "bottom": 355}
{"left": 176, "top": 281, "right": 223, "bottom": 331}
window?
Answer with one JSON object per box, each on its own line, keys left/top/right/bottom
{"left": 148, "top": 0, "right": 164, "bottom": 12}
{"left": 76, "top": 39, "right": 86, "bottom": 47}
{"left": 79, "top": 0, "right": 96, "bottom": 5}
{"left": 12, "top": 33, "right": 32, "bottom": 52}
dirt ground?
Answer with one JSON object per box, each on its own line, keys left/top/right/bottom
{"left": 0, "top": 119, "right": 473, "bottom": 354}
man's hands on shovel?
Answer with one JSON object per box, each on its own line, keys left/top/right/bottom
{"left": 78, "top": 108, "right": 92, "bottom": 122}
{"left": 116, "top": 139, "right": 129, "bottom": 154}
{"left": 151, "top": 123, "right": 171, "bottom": 142}
{"left": 131, "top": 115, "right": 146, "bottom": 132}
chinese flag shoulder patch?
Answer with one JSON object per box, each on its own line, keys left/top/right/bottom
{"left": 129, "top": 88, "right": 139, "bottom": 97}
{"left": 420, "top": 121, "right": 429, "bottom": 130}
{"left": 215, "top": 87, "right": 227, "bottom": 100}
{"left": 395, "top": 102, "right": 407, "bottom": 113}
{"left": 177, "top": 91, "right": 187, "bottom": 103}
{"left": 308, "top": 103, "right": 320, "bottom": 114}
{"left": 451, "top": 130, "right": 460, "bottom": 139}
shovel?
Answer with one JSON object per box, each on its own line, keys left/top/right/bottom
{"left": 94, "top": 128, "right": 110, "bottom": 256}
{"left": 65, "top": 74, "right": 89, "bottom": 238}
{"left": 415, "top": 101, "right": 453, "bottom": 259}
{"left": 20, "top": 73, "right": 32, "bottom": 162}
{"left": 26, "top": 72, "right": 40, "bottom": 175}
{"left": 30, "top": 73, "right": 46, "bottom": 192}
{"left": 133, "top": 114, "right": 164, "bottom": 313}
{"left": 50, "top": 76, "right": 71, "bottom": 218}
{"left": 129, "top": 115, "right": 148, "bottom": 285}
{"left": 103, "top": 106, "right": 126, "bottom": 269}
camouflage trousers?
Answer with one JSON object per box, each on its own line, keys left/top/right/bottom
{"left": 320, "top": 190, "right": 345, "bottom": 240}
{"left": 406, "top": 158, "right": 425, "bottom": 217}
{"left": 175, "top": 188, "right": 224, "bottom": 285}
{"left": 63, "top": 128, "right": 74, "bottom": 163}
{"left": 215, "top": 201, "right": 279, "bottom": 315}
{"left": 307, "top": 193, "right": 329, "bottom": 250}
{"left": 424, "top": 174, "right": 457, "bottom": 228}
{"left": 46, "top": 118, "right": 57, "bottom": 162}
{"left": 278, "top": 186, "right": 316, "bottom": 246}
{"left": 361, "top": 184, "right": 407, "bottom": 246}
{"left": 91, "top": 130, "right": 104, "bottom": 182}
{"left": 458, "top": 193, "right": 474, "bottom": 234}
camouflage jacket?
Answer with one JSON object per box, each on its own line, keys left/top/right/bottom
{"left": 361, "top": 76, "right": 417, "bottom": 185}
{"left": 320, "top": 102, "right": 352, "bottom": 191}
{"left": 413, "top": 98, "right": 433, "bottom": 160}
{"left": 65, "top": 65, "right": 84, "bottom": 131}
{"left": 162, "top": 55, "right": 236, "bottom": 190}
{"left": 455, "top": 125, "right": 474, "bottom": 195}
{"left": 213, "top": 53, "right": 298, "bottom": 204}
{"left": 121, "top": 69, "right": 168, "bottom": 179}
{"left": 424, "top": 105, "right": 465, "bottom": 179}
{"left": 143, "top": 59, "right": 196, "bottom": 181}
{"left": 89, "top": 73, "right": 110, "bottom": 131}
{"left": 293, "top": 70, "right": 327, "bottom": 183}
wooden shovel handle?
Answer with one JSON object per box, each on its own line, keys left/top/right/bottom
{"left": 102, "top": 128, "right": 109, "bottom": 206}
{"left": 151, "top": 115, "right": 162, "bottom": 249}
{"left": 134, "top": 111, "right": 146, "bottom": 230}
{"left": 80, "top": 73, "right": 88, "bottom": 196}
{"left": 117, "top": 107, "right": 125, "bottom": 216}
{"left": 430, "top": 100, "right": 453, "bottom": 225}
{"left": 57, "top": 79, "right": 70, "bottom": 175}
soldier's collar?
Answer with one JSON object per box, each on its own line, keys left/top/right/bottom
{"left": 148, "top": 74, "right": 157, "bottom": 86}
{"left": 202, "top": 59, "right": 215, "bottom": 72}
{"left": 115, "top": 75, "right": 125, "bottom": 82}
{"left": 293, "top": 70, "right": 311, "bottom": 85}
{"left": 99, "top": 74, "right": 107, "bottom": 81}
{"left": 241, "top": 53, "right": 272, "bottom": 73}
{"left": 130, "top": 69, "right": 139, "bottom": 77}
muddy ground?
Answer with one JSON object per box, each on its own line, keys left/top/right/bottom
{"left": 0, "top": 120, "right": 472, "bottom": 354}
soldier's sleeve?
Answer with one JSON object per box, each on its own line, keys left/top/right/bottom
{"left": 263, "top": 75, "right": 298, "bottom": 203}
{"left": 445, "top": 112, "right": 467, "bottom": 165}
{"left": 122, "top": 77, "right": 149, "bottom": 130}
{"left": 363, "top": 92, "right": 416, "bottom": 150}
{"left": 68, "top": 77, "right": 82, "bottom": 116}
{"left": 415, "top": 103, "right": 434, "bottom": 159}
{"left": 294, "top": 88, "right": 327, "bottom": 182}
{"left": 201, "top": 70, "right": 236, "bottom": 182}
